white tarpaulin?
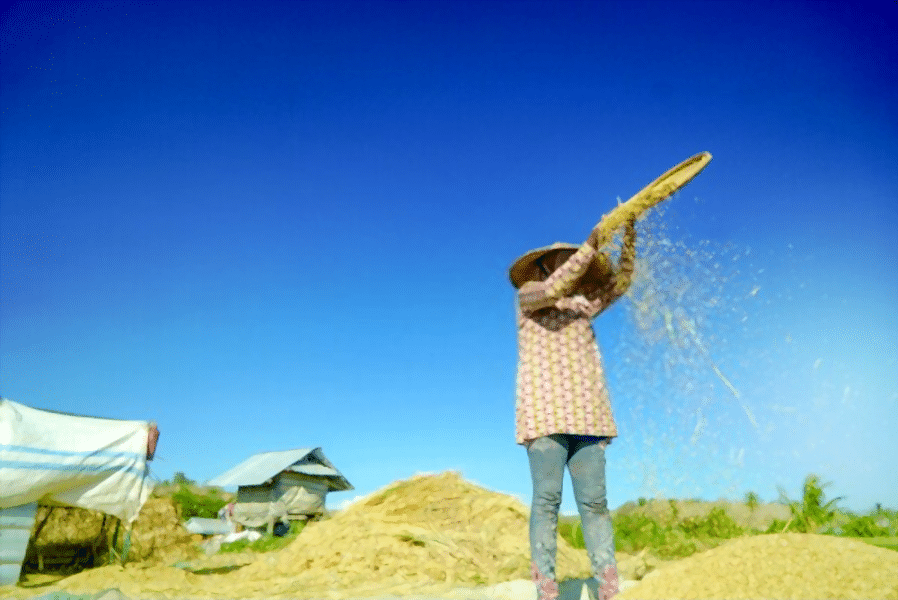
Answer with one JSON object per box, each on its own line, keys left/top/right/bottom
{"left": 0, "top": 399, "right": 154, "bottom": 524}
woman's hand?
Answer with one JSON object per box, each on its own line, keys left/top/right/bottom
{"left": 622, "top": 217, "right": 637, "bottom": 248}
{"left": 587, "top": 216, "right": 635, "bottom": 249}
{"left": 569, "top": 295, "right": 592, "bottom": 313}
{"left": 586, "top": 227, "right": 602, "bottom": 249}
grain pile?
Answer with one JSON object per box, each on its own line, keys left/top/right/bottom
{"left": 125, "top": 496, "right": 200, "bottom": 565}
{"left": 25, "top": 474, "right": 898, "bottom": 600}
{"left": 233, "top": 470, "right": 591, "bottom": 596}
{"left": 22, "top": 497, "right": 199, "bottom": 578}
{"left": 618, "top": 533, "right": 898, "bottom": 600}
{"left": 24, "top": 505, "right": 116, "bottom": 573}
{"left": 47, "top": 471, "right": 590, "bottom": 599}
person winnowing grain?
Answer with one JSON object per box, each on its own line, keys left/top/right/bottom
{"left": 509, "top": 217, "right": 636, "bottom": 600}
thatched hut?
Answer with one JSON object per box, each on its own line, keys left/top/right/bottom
{"left": 207, "top": 448, "right": 352, "bottom": 533}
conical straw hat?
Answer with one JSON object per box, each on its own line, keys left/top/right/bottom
{"left": 508, "top": 242, "right": 611, "bottom": 289}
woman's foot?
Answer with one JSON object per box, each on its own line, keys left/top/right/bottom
{"left": 531, "top": 562, "right": 560, "bottom": 600}
{"left": 598, "top": 565, "right": 620, "bottom": 600}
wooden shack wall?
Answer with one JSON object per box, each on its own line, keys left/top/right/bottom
{"left": 232, "top": 473, "right": 329, "bottom": 526}
{"left": 236, "top": 484, "right": 274, "bottom": 504}
{"left": 275, "top": 472, "right": 327, "bottom": 515}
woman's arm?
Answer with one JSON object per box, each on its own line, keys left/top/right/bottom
{"left": 611, "top": 219, "right": 637, "bottom": 297}
{"left": 581, "top": 220, "right": 637, "bottom": 317}
{"left": 518, "top": 242, "right": 598, "bottom": 313}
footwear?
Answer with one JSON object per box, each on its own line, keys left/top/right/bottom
{"left": 531, "top": 561, "right": 560, "bottom": 600}
{"left": 598, "top": 565, "right": 620, "bottom": 600}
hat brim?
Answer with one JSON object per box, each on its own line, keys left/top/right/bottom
{"left": 509, "top": 243, "right": 613, "bottom": 290}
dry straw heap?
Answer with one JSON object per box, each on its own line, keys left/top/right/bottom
{"left": 48, "top": 471, "right": 589, "bottom": 599}
{"left": 236, "top": 470, "right": 590, "bottom": 595}
{"left": 618, "top": 532, "right": 898, "bottom": 600}
{"left": 23, "top": 497, "right": 199, "bottom": 576}
{"left": 21, "top": 472, "right": 898, "bottom": 600}
{"left": 24, "top": 505, "right": 116, "bottom": 573}
{"left": 125, "top": 496, "right": 200, "bottom": 564}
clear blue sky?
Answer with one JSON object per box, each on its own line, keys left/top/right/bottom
{"left": 2, "top": 1, "right": 895, "bottom": 516}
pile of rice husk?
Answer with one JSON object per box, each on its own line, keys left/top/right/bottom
{"left": 234, "top": 470, "right": 591, "bottom": 593}
{"left": 19, "top": 474, "right": 898, "bottom": 600}
{"left": 125, "top": 495, "right": 201, "bottom": 564}
{"left": 617, "top": 532, "right": 898, "bottom": 600}
{"left": 47, "top": 471, "right": 592, "bottom": 599}
{"left": 22, "top": 497, "right": 200, "bottom": 576}
{"left": 23, "top": 505, "right": 117, "bottom": 573}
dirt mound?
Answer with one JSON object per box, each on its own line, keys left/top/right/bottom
{"left": 618, "top": 532, "right": 898, "bottom": 600}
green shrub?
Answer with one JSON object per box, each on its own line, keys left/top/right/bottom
{"left": 765, "top": 518, "right": 789, "bottom": 534}
{"left": 172, "top": 485, "right": 228, "bottom": 521}
{"left": 613, "top": 513, "right": 671, "bottom": 555}
{"left": 615, "top": 513, "right": 704, "bottom": 559}
{"left": 840, "top": 515, "right": 891, "bottom": 537}
{"left": 558, "top": 520, "right": 585, "bottom": 549}
{"left": 656, "top": 528, "right": 699, "bottom": 558}
{"left": 679, "top": 507, "right": 744, "bottom": 539}
{"left": 667, "top": 499, "right": 680, "bottom": 523}
{"left": 771, "top": 474, "right": 843, "bottom": 534}
{"left": 172, "top": 472, "right": 194, "bottom": 486}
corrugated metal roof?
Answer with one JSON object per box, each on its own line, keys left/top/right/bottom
{"left": 208, "top": 448, "right": 314, "bottom": 487}
{"left": 207, "top": 447, "right": 353, "bottom": 491}
{"left": 288, "top": 463, "right": 338, "bottom": 477}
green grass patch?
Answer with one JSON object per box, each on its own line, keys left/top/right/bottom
{"left": 846, "top": 536, "right": 898, "bottom": 552}
{"left": 558, "top": 518, "right": 585, "bottom": 549}
{"left": 555, "top": 474, "right": 897, "bottom": 560}
{"left": 219, "top": 521, "right": 306, "bottom": 554}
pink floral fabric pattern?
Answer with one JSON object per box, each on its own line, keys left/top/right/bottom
{"left": 531, "top": 561, "right": 560, "bottom": 600}
{"left": 515, "top": 242, "right": 632, "bottom": 445}
{"left": 599, "top": 564, "right": 620, "bottom": 600}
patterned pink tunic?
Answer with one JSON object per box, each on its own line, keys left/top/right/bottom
{"left": 515, "top": 240, "right": 634, "bottom": 447}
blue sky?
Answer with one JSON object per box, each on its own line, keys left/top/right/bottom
{"left": 2, "top": 0, "right": 895, "bottom": 516}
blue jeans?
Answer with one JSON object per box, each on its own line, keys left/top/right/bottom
{"left": 527, "top": 434, "right": 617, "bottom": 593}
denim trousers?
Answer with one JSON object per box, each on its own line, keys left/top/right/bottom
{"left": 527, "top": 434, "right": 618, "bottom": 595}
